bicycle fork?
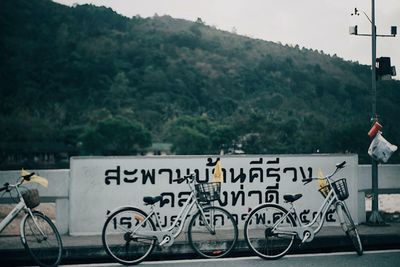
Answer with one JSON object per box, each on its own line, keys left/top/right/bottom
{"left": 197, "top": 205, "right": 216, "bottom": 235}
{"left": 20, "top": 210, "right": 47, "bottom": 244}
{"left": 335, "top": 202, "right": 352, "bottom": 233}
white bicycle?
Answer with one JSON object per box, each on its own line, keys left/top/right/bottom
{"left": 244, "top": 161, "right": 363, "bottom": 259}
{"left": 102, "top": 173, "right": 238, "bottom": 265}
{"left": 0, "top": 172, "right": 63, "bottom": 267}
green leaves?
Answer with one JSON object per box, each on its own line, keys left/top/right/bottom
{"left": 165, "top": 115, "right": 236, "bottom": 155}
{"left": 1, "top": 0, "right": 400, "bottom": 166}
{"left": 79, "top": 116, "right": 151, "bottom": 156}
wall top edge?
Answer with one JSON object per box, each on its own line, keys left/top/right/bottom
{"left": 71, "top": 154, "right": 358, "bottom": 161}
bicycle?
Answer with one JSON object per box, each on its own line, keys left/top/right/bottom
{"left": 0, "top": 171, "right": 63, "bottom": 267}
{"left": 244, "top": 161, "right": 363, "bottom": 259}
{"left": 102, "top": 173, "right": 238, "bottom": 265}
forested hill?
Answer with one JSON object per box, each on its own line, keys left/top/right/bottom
{"left": 1, "top": 0, "right": 399, "bottom": 168}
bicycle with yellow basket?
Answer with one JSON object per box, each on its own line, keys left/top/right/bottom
{"left": 0, "top": 170, "right": 63, "bottom": 267}
{"left": 244, "top": 161, "right": 362, "bottom": 259}
{"left": 102, "top": 160, "right": 237, "bottom": 265}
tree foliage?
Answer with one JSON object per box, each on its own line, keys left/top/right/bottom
{"left": 1, "top": 0, "right": 400, "bottom": 167}
{"left": 79, "top": 116, "right": 151, "bottom": 155}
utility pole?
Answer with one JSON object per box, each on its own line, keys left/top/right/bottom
{"left": 368, "top": 0, "right": 383, "bottom": 225}
{"left": 349, "top": 0, "right": 397, "bottom": 225}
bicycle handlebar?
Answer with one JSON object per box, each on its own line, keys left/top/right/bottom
{"left": 302, "top": 161, "right": 347, "bottom": 185}
{"left": 22, "top": 172, "right": 35, "bottom": 181}
{"left": 336, "top": 161, "right": 346, "bottom": 169}
{"left": 0, "top": 171, "right": 36, "bottom": 193}
{"left": 172, "top": 173, "right": 196, "bottom": 183}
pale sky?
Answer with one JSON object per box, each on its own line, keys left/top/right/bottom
{"left": 53, "top": 0, "right": 399, "bottom": 76}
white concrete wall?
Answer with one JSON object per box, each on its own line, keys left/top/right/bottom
{"left": 1, "top": 158, "right": 398, "bottom": 235}
{"left": 69, "top": 154, "right": 358, "bottom": 235}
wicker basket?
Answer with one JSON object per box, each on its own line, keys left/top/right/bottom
{"left": 22, "top": 189, "right": 40, "bottom": 209}
{"left": 195, "top": 182, "right": 221, "bottom": 203}
{"left": 332, "top": 178, "right": 349, "bottom": 201}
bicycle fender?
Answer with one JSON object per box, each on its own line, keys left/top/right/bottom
{"left": 105, "top": 205, "right": 146, "bottom": 218}
{"left": 19, "top": 213, "right": 29, "bottom": 245}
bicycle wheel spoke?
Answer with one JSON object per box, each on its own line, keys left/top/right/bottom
{"left": 102, "top": 207, "right": 156, "bottom": 265}
{"left": 22, "top": 212, "right": 63, "bottom": 267}
{"left": 188, "top": 206, "right": 238, "bottom": 258}
{"left": 245, "top": 204, "right": 295, "bottom": 259}
{"left": 338, "top": 205, "right": 363, "bottom": 256}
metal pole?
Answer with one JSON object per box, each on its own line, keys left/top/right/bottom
{"left": 371, "top": 0, "right": 377, "bottom": 117}
{"left": 368, "top": 0, "right": 384, "bottom": 225}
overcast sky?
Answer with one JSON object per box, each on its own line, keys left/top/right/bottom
{"left": 53, "top": 0, "right": 399, "bottom": 75}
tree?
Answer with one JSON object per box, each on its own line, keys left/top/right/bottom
{"left": 209, "top": 125, "right": 236, "bottom": 153}
{"left": 171, "top": 126, "right": 211, "bottom": 154}
{"left": 166, "top": 115, "right": 213, "bottom": 154}
{"left": 109, "top": 72, "right": 130, "bottom": 109}
{"left": 79, "top": 116, "right": 151, "bottom": 155}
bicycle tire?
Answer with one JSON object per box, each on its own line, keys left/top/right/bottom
{"left": 188, "top": 206, "right": 238, "bottom": 258}
{"left": 244, "top": 203, "right": 296, "bottom": 260}
{"left": 21, "top": 211, "right": 63, "bottom": 267}
{"left": 102, "top": 207, "right": 156, "bottom": 265}
{"left": 337, "top": 203, "right": 363, "bottom": 256}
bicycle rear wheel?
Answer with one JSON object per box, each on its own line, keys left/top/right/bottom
{"left": 21, "top": 211, "right": 63, "bottom": 267}
{"left": 336, "top": 203, "right": 363, "bottom": 255}
{"left": 102, "top": 207, "right": 156, "bottom": 265}
{"left": 188, "top": 206, "right": 238, "bottom": 258}
{"left": 244, "top": 203, "right": 296, "bottom": 260}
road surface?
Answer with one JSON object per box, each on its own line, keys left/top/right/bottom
{"left": 60, "top": 250, "right": 400, "bottom": 267}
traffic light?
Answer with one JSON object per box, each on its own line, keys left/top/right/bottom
{"left": 376, "top": 57, "right": 396, "bottom": 80}
{"left": 391, "top": 26, "right": 397, "bottom": 36}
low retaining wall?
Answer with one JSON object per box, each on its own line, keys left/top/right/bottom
{"left": 1, "top": 156, "right": 398, "bottom": 235}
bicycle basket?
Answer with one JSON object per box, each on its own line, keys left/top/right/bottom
{"left": 195, "top": 182, "right": 221, "bottom": 203}
{"left": 22, "top": 189, "right": 40, "bottom": 209}
{"left": 332, "top": 178, "right": 349, "bottom": 201}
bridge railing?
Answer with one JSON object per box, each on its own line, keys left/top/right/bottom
{"left": 0, "top": 169, "right": 69, "bottom": 234}
{"left": 357, "top": 164, "right": 400, "bottom": 223}
{"left": 0, "top": 164, "right": 399, "bottom": 234}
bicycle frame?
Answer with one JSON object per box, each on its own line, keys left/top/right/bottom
{"left": 109, "top": 180, "right": 214, "bottom": 247}
{"left": 272, "top": 177, "right": 346, "bottom": 242}
{"left": 286, "top": 189, "right": 338, "bottom": 234}
{"left": 0, "top": 200, "right": 25, "bottom": 232}
{"left": 0, "top": 182, "right": 45, "bottom": 238}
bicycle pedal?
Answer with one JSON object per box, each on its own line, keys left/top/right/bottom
{"left": 159, "top": 236, "right": 170, "bottom": 246}
{"left": 159, "top": 235, "right": 174, "bottom": 247}
{"left": 301, "top": 231, "right": 311, "bottom": 244}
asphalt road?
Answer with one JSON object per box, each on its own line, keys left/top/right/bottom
{"left": 60, "top": 250, "right": 400, "bottom": 267}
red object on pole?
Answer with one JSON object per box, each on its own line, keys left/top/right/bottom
{"left": 368, "top": 121, "right": 382, "bottom": 138}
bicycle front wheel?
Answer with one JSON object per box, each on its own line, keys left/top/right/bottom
{"left": 102, "top": 207, "right": 156, "bottom": 265}
{"left": 21, "top": 211, "right": 63, "bottom": 267}
{"left": 188, "top": 206, "right": 238, "bottom": 258}
{"left": 336, "top": 203, "right": 363, "bottom": 255}
{"left": 244, "top": 203, "right": 296, "bottom": 260}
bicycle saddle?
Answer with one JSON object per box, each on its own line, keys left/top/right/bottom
{"left": 283, "top": 194, "right": 303, "bottom": 203}
{"left": 143, "top": 196, "right": 162, "bottom": 205}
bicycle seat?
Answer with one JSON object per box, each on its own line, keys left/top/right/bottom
{"left": 283, "top": 194, "right": 303, "bottom": 203}
{"left": 143, "top": 196, "right": 162, "bottom": 205}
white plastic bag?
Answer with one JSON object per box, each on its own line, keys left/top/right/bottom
{"left": 368, "top": 132, "right": 398, "bottom": 163}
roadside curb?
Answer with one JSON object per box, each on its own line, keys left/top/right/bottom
{"left": 1, "top": 224, "right": 400, "bottom": 266}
